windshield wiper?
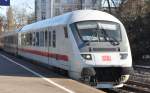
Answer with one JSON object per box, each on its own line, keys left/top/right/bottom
{"left": 103, "top": 29, "right": 120, "bottom": 46}
{"left": 79, "top": 33, "right": 97, "bottom": 49}
{"left": 100, "top": 26, "right": 120, "bottom": 46}
{"left": 83, "top": 32, "right": 97, "bottom": 45}
{"left": 107, "top": 35, "right": 120, "bottom": 46}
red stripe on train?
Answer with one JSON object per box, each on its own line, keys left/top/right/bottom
{"left": 19, "top": 48, "right": 69, "bottom": 62}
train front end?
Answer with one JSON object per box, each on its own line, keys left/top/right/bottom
{"left": 69, "top": 10, "right": 133, "bottom": 88}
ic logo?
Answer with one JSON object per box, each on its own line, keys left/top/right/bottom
{"left": 102, "top": 55, "right": 111, "bottom": 61}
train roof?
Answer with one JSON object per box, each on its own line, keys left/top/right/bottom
{"left": 20, "top": 10, "right": 121, "bottom": 33}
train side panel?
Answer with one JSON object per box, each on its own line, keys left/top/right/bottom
{"left": 17, "top": 25, "right": 72, "bottom": 71}
{"left": 2, "top": 32, "right": 18, "bottom": 55}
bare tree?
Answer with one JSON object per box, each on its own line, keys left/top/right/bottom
{"left": 13, "top": 7, "right": 28, "bottom": 26}
{"left": 12, "top": 5, "right": 35, "bottom": 28}
{"left": 0, "top": 17, "right": 3, "bottom": 32}
{"left": 144, "top": 0, "right": 150, "bottom": 13}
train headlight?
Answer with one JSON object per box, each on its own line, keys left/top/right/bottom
{"left": 81, "top": 54, "right": 92, "bottom": 60}
{"left": 120, "top": 75, "right": 130, "bottom": 83}
{"left": 120, "top": 53, "right": 128, "bottom": 59}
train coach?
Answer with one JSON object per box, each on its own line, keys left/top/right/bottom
{"left": 0, "top": 10, "right": 133, "bottom": 88}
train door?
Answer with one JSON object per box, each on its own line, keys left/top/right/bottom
{"left": 44, "top": 28, "right": 49, "bottom": 64}
{"left": 56, "top": 25, "right": 70, "bottom": 70}
{"left": 49, "top": 27, "right": 57, "bottom": 67}
{"left": 15, "top": 33, "right": 18, "bottom": 55}
{"left": 47, "top": 27, "right": 52, "bottom": 65}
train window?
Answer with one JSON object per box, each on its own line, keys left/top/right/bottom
{"left": 8, "top": 36, "right": 10, "bottom": 44}
{"left": 7, "top": 37, "right": 9, "bottom": 44}
{"left": 49, "top": 31, "right": 51, "bottom": 46}
{"left": 64, "top": 26, "right": 68, "bottom": 38}
{"left": 14, "top": 35, "right": 17, "bottom": 44}
{"left": 52, "top": 30, "right": 56, "bottom": 47}
{"left": 36, "top": 32, "right": 39, "bottom": 46}
{"left": 12, "top": 36, "right": 14, "bottom": 44}
{"left": 45, "top": 30, "right": 48, "bottom": 47}
{"left": 26, "top": 34, "right": 29, "bottom": 46}
{"left": 8, "top": 36, "right": 12, "bottom": 44}
{"left": 29, "top": 33, "right": 32, "bottom": 46}
{"left": 39, "top": 31, "right": 44, "bottom": 47}
{"left": 26, "top": 33, "right": 32, "bottom": 46}
{"left": 21, "top": 34, "right": 25, "bottom": 46}
{"left": 7, "top": 36, "right": 9, "bottom": 44}
{"left": 24, "top": 34, "right": 27, "bottom": 46}
{"left": 32, "top": 32, "right": 36, "bottom": 46}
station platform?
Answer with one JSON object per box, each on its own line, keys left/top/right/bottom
{"left": 0, "top": 51, "right": 105, "bottom": 93}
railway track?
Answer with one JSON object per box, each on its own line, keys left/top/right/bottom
{"left": 132, "top": 65, "right": 150, "bottom": 82}
{"left": 120, "top": 80, "right": 150, "bottom": 93}
{"left": 118, "top": 80, "right": 150, "bottom": 93}
{"left": 103, "top": 80, "right": 150, "bottom": 93}
{"left": 103, "top": 65, "right": 150, "bottom": 93}
{"left": 134, "top": 65, "right": 150, "bottom": 69}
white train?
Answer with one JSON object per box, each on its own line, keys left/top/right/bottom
{"left": 0, "top": 10, "right": 133, "bottom": 88}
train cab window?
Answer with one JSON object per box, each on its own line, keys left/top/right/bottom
{"left": 45, "top": 30, "right": 48, "bottom": 47}
{"left": 64, "top": 26, "right": 68, "bottom": 38}
{"left": 70, "top": 24, "right": 83, "bottom": 47}
{"left": 36, "top": 32, "right": 39, "bottom": 46}
{"left": 52, "top": 30, "right": 56, "bottom": 47}
{"left": 49, "top": 31, "right": 51, "bottom": 46}
{"left": 76, "top": 21, "right": 122, "bottom": 42}
{"left": 39, "top": 31, "right": 44, "bottom": 47}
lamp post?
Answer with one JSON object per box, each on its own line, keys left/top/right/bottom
{"left": 106, "top": 0, "right": 111, "bottom": 14}
{"left": 51, "top": 0, "right": 54, "bottom": 18}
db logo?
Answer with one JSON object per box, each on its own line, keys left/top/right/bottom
{"left": 102, "top": 55, "right": 111, "bottom": 61}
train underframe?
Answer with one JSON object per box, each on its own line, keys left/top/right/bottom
{"left": 81, "top": 67, "right": 133, "bottom": 88}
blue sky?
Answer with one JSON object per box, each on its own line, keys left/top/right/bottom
{"left": 0, "top": 0, "right": 35, "bottom": 16}
{"left": 0, "top": 0, "right": 121, "bottom": 17}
